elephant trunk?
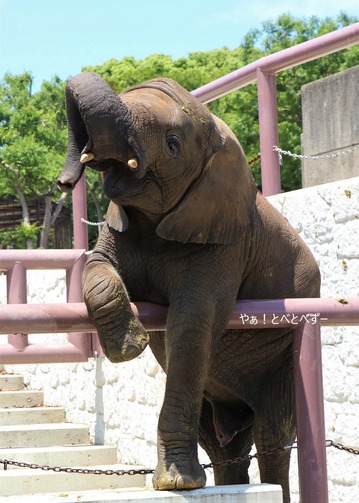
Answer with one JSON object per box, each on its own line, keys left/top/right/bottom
{"left": 57, "top": 72, "right": 134, "bottom": 193}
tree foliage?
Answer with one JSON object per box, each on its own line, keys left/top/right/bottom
{"left": 0, "top": 13, "right": 358, "bottom": 247}
{"left": 0, "top": 73, "right": 68, "bottom": 247}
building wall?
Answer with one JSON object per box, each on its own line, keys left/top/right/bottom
{"left": 1, "top": 176, "right": 359, "bottom": 502}
{"left": 301, "top": 65, "right": 359, "bottom": 187}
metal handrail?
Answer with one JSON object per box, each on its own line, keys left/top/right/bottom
{"left": 191, "top": 23, "right": 359, "bottom": 103}
{"left": 191, "top": 22, "right": 359, "bottom": 197}
{"left": 0, "top": 298, "right": 358, "bottom": 334}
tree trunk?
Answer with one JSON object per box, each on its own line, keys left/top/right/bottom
{"left": 39, "top": 191, "right": 67, "bottom": 248}
{"left": 16, "top": 186, "right": 34, "bottom": 249}
{"left": 50, "top": 192, "right": 67, "bottom": 226}
{"left": 39, "top": 196, "right": 52, "bottom": 248}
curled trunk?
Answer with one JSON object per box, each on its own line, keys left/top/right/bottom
{"left": 57, "top": 72, "right": 133, "bottom": 192}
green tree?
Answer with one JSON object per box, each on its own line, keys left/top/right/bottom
{"left": 0, "top": 73, "right": 112, "bottom": 249}
{"left": 0, "top": 73, "right": 68, "bottom": 248}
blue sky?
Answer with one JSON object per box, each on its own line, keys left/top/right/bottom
{"left": 0, "top": 0, "right": 358, "bottom": 92}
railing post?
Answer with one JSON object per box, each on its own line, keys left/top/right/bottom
{"left": 293, "top": 321, "right": 328, "bottom": 503}
{"left": 256, "top": 69, "right": 281, "bottom": 196}
{"left": 66, "top": 251, "right": 93, "bottom": 358}
{"left": 70, "top": 174, "right": 94, "bottom": 358}
{"left": 7, "top": 261, "right": 28, "bottom": 350}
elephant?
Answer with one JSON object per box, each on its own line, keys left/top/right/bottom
{"left": 57, "top": 72, "right": 320, "bottom": 502}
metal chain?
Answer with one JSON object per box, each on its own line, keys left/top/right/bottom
{"left": 1, "top": 439, "right": 357, "bottom": 476}
{"left": 273, "top": 144, "right": 359, "bottom": 162}
{"left": 326, "top": 439, "right": 359, "bottom": 456}
{"left": 81, "top": 217, "right": 105, "bottom": 227}
{"left": 0, "top": 458, "right": 154, "bottom": 475}
{"left": 248, "top": 153, "right": 261, "bottom": 165}
{"left": 201, "top": 441, "right": 297, "bottom": 470}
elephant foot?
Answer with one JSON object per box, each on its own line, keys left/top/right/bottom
{"left": 98, "top": 317, "right": 149, "bottom": 363}
{"left": 152, "top": 458, "right": 206, "bottom": 491}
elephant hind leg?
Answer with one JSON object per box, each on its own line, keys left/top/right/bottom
{"left": 198, "top": 398, "right": 253, "bottom": 485}
{"left": 253, "top": 356, "right": 296, "bottom": 503}
{"left": 255, "top": 444, "right": 292, "bottom": 502}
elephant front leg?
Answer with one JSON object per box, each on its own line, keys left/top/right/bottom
{"left": 152, "top": 306, "right": 222, "bottom": 491}
{"left": 83, "top": 260, "right": 149, "bottom": 362}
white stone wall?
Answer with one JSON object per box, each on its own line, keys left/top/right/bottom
{"left": 1, "top": 176, "right": 358, "bottom": 502}
{"left": 267, "top": 176, "right": 359, "bottom": 503}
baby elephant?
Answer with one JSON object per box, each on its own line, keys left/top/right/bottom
{"left": 57, "top": 72, "right": 320, "bottom": 502}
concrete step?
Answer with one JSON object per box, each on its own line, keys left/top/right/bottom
{"left": 0, "top": 373, "right": 282, "bottom": 501}
{"left": 0, "top": 390, "right": 44, "bottom": 408}
{"left": 0, "top": 423, "right": 89, "bottom": 448}
{"left": 0, "top": 463, "right": 147, "bottom": 497}
{"left": 0, "top": 374, "right": 148, "bottom": 498}
{"left": 0, "top": 484, "right": 283, "bottom": 502}
{"left": 0, "top": 374, "right": 24, "bottom": 391}
{"left": 0, "top": 406, "right": 65, "bottom": 425}
{"left": 0, "top": 445, "right": 118, "bottom": 470}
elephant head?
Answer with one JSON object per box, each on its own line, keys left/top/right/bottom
{"left": 58, "top": 72, "right": 257, "bottom": 243}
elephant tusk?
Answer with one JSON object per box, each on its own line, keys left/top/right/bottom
{"left": 80, "top": 152, "right": 94, "bottom": 163}
{"left": 127, "top": 158, "right": 138, "bottom": 170}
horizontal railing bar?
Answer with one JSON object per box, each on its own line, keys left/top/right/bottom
{"left": 192, "top": 23, "right": 359, "bottom": 103}
{"left": 0, "top": 343, "right": 89, "bottom": 364}
{"left": 0, "top": 303, "right": 91, "bottom": 334}
{"left": 0, "top": 298, "right": 358, "bottom": 335}
{"left": 0, "top": 249, "right": 87, "bottom": 271}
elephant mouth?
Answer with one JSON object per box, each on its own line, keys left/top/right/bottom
{"left": 101, "top": 161, "right": 139, "bottom": 200}
{"left": 86, "top": 158, "right": 117, "bottom": 173}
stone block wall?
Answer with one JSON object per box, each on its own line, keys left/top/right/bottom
{"left": 1, "top": 176, "right": 358, "bottom": 502}
{"left": 267, "top": 176, "right": 359, "bottom": 503}
{"left": 301, "top": 65, "right": 359, "bottom": 187}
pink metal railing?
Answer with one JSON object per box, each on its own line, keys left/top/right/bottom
{"left": 192, "top": 22, "right": 359, "bottom": 196}
{"left": 0, "top": 249, "right": 94, "bottom": 362}
{"left": 0, "top": 22, "right": 359, "bottom": 502}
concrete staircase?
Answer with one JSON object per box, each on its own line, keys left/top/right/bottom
{"left": 0, "top": 372, "right": 146, "bottom": 498}
{"left": 0, "top": 371, "right": 282, "bottom": 502}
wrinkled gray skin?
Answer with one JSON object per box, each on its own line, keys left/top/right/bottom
{"left": 57, "top": 72, "right": 320, "bottom": 502}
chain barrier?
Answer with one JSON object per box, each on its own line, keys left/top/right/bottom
{"left": 201, "top": 442, "right": 296, "bottom": 470}
{"left": 248, "top": 153, "right": 261, "bottom": 166}
{"left": 326, "top": 439, "right": 359, "bottom": 456}
{"left": 81, "top": 217, "right": 105, "bottom": 227}
{"left": 273, "top": 144, "right": 359, "bottom": 164}
{"left": 1, "top": 439, "right": 357, "bottom": 476}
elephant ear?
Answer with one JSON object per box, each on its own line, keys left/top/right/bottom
{"left": 156, "top": 117, "right": 257, "bottom": 245}
{"left": 106, "top": 201, "right": 129, "bottom": 233}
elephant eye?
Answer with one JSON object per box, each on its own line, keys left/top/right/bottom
{"left": 167, "top": 136, "right": 180, "bottom": 156}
